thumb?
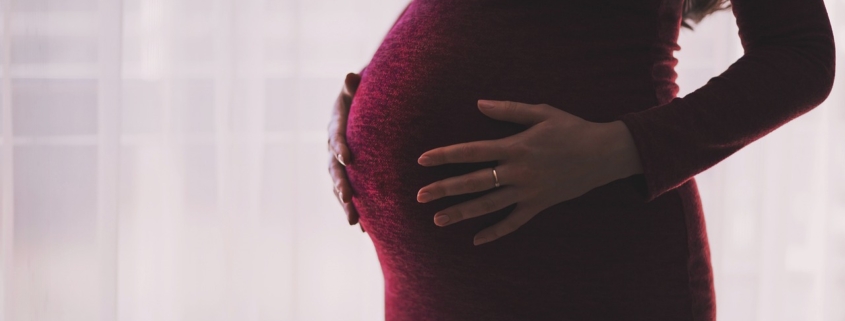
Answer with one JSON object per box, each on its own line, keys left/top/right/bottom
{"left": 343, "top": 72, "right": 362, "bottom": 97}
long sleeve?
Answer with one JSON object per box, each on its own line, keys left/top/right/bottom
{"left": 619, "top": 0, "right": 836, "bottom": 203}
{"left": 359, "top": 1, "right": 414, "bottom": 76}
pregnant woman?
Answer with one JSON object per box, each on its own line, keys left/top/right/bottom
{"left": 327, "top": 0, "right": 835, "bottom": 319}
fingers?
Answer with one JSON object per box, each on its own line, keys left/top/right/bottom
{"left": 417, "top": 165, "right": 512, "bottom": 203}
{"left": 431, "top": 186, "right": 521, "bottom": 227}
{"left": 327, "top": 71, "right": 365, "bottom": 231}
{"left": 418, "top": 139, "right": 510, "bottom": 166}
{"left": 341, "top": 197, "right": 361, "bottom": 226}
{"left": 328, "top": 73, "right": 360, "bottom": 166}
{"left": 477, "top": 100, "right": 556, "bottom": 126}
{"left": 329, "top": 92, "right": 353, "bottom": 166}
{"left": 329, "top": 133, "right": 352, "bottom": 166}
{"left": 473, "top": 202, "right": 541, "bottom": 246}
{"left": 343, "top": 72, "right": 362, "bottom": 99}
{"left": 328, "top": 151, "right": 359, "bottom": 225}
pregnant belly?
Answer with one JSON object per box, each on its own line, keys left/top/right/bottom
{"left": 340, "top": 3, "right": 695, "bottom": 318}
{"left": 343, "top": 0, "right": 662, "bottom": 252}
{"left": 345, "top": 62, "right": 515, "bottom": 246}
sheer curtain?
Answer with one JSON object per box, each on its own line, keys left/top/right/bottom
{"left": 0, "top": 0, "right": 842, "bottom": 320}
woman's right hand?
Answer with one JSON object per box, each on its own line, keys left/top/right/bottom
{"left": 328, "top": 72, "right": 365, "bottom": 232}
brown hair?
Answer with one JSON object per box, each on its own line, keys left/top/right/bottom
{"left": 682, "top": 0, "right": 732, "bottom": 30}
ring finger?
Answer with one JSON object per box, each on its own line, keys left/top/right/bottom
{"left": 432, "top": 185, "right": 521, "bottom": 226}
{"left": 417, "top": 164, "right": 511, "bottom": 203}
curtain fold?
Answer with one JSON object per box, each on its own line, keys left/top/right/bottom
{"left": 0, "top": 1, "right": 843, "bottom": 320}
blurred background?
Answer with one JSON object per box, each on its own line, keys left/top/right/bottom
{"left": 0, "top": 0, "right": 843, "bottom": 320}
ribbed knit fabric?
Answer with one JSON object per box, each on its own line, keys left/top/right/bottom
{"left": 343, "top": 0, "right": 835, "bottom": 320}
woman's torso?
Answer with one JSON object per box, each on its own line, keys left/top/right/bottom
{"left": 344, "top": 1, "right": 711, "bottom": 320}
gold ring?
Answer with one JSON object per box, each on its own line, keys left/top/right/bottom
{"left": 492, "top": 167, "right": 500, "bottom": 188}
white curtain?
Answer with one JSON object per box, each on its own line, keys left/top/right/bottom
{"left": 0, "top": 0, "right": 842, "bottom": 320}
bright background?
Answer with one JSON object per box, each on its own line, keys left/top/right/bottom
{"left": 0, "top": 0, "right": 843, "bottom": 320}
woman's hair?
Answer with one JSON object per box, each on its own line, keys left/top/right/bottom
{"left": 682, "top": 0, "right": 732, "bottom": 30}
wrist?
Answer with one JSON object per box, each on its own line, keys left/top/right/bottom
{"left": 596, "top": 120, "right": 644, "bottom": 181}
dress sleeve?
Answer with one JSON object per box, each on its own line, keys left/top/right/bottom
{"left": 359, "top": 1, "right": 414, "bottom": 75}
{"left": 618, "top": 0, "right": 836, "bottom": 203}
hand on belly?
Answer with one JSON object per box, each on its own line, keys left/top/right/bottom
{"left": 415, "top": 99, "right": 644, "bottom": 246}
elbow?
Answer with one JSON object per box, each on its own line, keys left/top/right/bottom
{"left": 745, "top": 34, "right": 836, "bottom": 110}
{"left": 810, "top": 44, "right": 836, "bottom": 107}
{"left": 793, "top": 34, "right": 836, "bottom": 108}
{"left": 809, "top": 27, "right": 837, "bottom": 106}
{"left": 819, "top": 49, "right": 836, "bottom": 106}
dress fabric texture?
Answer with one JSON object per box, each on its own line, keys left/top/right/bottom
{"left": 344, "top": 0, "right": 836, "bottom": 320}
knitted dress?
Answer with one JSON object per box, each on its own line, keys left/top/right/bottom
{"left": 344, "top": 0, "right": 836, "bottom": 319}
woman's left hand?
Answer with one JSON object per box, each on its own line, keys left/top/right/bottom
{"left": 416, "top": 99, "right": 643, "bottom": 246}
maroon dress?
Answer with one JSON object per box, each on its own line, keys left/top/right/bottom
{"left": 344, "top": 0, "right": 835, "bottom": 320}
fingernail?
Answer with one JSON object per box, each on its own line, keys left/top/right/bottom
{"left": 474, "top": 235, "right": 490, "bottom": 246}
{"left": 478, "top": 100, "right": 495, "bottom": 109}
{"left": 418, "top": 155, "right": 431, "bottom": 166}
{"left": 336, "top": 153, "right": 346, "bottom": 166}
{"left": 434, "top": 213, "right": 450, "bottom": 226}
{"left": 417, "top": 192, "right": 431, "bottom": 203}
{"left": 339, "top": 191, "right": 346, "bottom": 203}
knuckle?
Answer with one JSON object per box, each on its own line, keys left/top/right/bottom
{"left": 525, "top": 186, "right": 542, "bottom": 199}
{"left": 480, "top": 197, "right": 497, "bottom": 212}
{"left": 512, "top": 141, "right": 530, "bottom": 156}
{"left": 428, "top": 184, "right": 443, "bottom": 198}
{"left": 449, "top": 208, "right": 463, "bottom": 221}
{"left": 512, "top": 166, "right": 529, "bottom": 182}
{"left": 496, "top": 143, "right": 511, "bottom": 159}
{"left": 491, "top": 227, "right": 504, "bottom": 239}
{"left": 505, "top": 166, "right": 526, "bottom": 183}
{"left": 458, "top": 144, "right": 474, "bottom": 160}
{"left": 331, "top": 133, "right": 345, "bottom": 144}
{"left": 501, "top": 219, "right": 520, "bottom": 234}
{"left": 431, "top": 182, "right": 446, "bottom": 197}
{"left": 460, "top": 175, "right": 476, "bottom": 191}
{"left": 505, "top": 101, "right": 519, "bottom": 113}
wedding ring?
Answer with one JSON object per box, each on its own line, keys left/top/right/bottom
{"left": 492, "top": 167, "right": 500, "bottom": 188}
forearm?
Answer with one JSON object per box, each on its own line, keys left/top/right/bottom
{"left": 615, "top": 0, "right": 835, "bottom": 202}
